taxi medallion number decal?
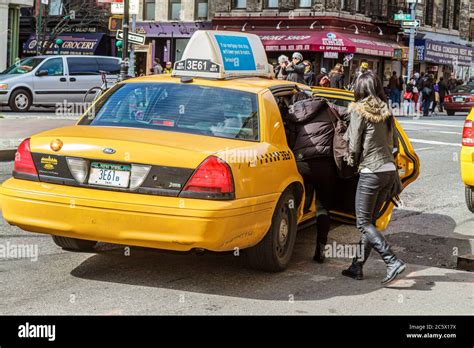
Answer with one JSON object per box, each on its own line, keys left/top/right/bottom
{"left": 174, "top": 59, "right": 220, "bottom": 73}
{"left": 88, "top": 162, "right": 131, "bottom": 188}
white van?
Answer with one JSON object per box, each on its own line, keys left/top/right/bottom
{"left": 0, "top": 55, "right": 121, "bottom": 111}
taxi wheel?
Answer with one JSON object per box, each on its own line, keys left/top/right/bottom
{"left": 245, "top": 190, "right": 297, "bottom": 272}
{"left": 466, "top": 186, "right": 474, "bottom": 213}
{"left": 52, "top": 236, "right": 97, "bottom": 251}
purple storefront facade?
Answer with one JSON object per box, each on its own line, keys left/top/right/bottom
{"left": 415, "top": 39, "right": 474, "bottom": 81}
{"left": 133, "top": 21, "right": 212, "bottom": 66}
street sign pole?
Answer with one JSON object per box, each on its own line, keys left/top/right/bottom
{"left": 120, "top": 0, "right": 130, "bottom": 80}
{"left": 128, "top": 14, "right": 136, "bottom": 77}
{"left": 407, "top": 0, "right": 417, "bottom": 84}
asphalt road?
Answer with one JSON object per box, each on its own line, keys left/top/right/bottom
{"left": 0, "top": 114, "right": 473, "bottom": 315}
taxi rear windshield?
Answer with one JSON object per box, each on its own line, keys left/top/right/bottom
{"left": 82, "top": 83, "right": 260, "bottom": 141}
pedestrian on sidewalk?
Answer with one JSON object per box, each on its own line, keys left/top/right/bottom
{"left": 437, "top": 77, "right": 448, "bottom": 112}
{"left": 422, "top": 74, "right": 434, "bottom": 116}
{"left": 303, "top": 60, "right": 315, "bottom": 86}
{"left": 329, "top": 63, "right": 345, "bottom": 89}
{"left": 285, "top": 52, "right": 306, "bottom": 84}
{"left": 164, "top": 62, "right": 173, "bottom": 74}
{"left": 342, "top": 71, "right": 406, "bottom": 285}
{"left": 274, "top": 55, "right": 289, "bottom": 80}
{"left": 388, "top": 71, "right": 401, "bottom": 108}
{"left": 315, "top": 67, "right": 329, "bottom": 87}
{"left": 152, "top": 58, "right": 163, "bottom": 75}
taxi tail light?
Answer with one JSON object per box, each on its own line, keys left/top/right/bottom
{"left": 13, "top": 138, "right": 38, "bottom": 179}
{"left": 66, "top": 157, "right": 89, "bottom": 184}
{"left": 462, "top": 120, "right": 474, "bottom": 147}
{"left": 180, "top": 156, "right": 235, "bottom": 200}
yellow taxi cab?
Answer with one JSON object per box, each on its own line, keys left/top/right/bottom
{"left": 0, "top": 31, "right": 420, "bottom": 272}
{"left": 461, "top": 108, "right": 474, "bottom": 212}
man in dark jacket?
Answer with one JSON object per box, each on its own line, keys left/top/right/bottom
{"left": 437, "top": 77, "right": 448, "bottom": 112}
{"left": 286, "top": 95, "right": 346, "bottom": 263}
{"left": 285, "top": 52, "right": 306, "bottom": 84}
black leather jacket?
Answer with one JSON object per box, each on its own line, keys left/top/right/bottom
{"left": 344, "top": 96, "right": 399, "bottom": 172}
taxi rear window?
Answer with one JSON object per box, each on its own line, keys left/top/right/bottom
{"left": 81, "top": 83, "right": 260, "bottom": 141}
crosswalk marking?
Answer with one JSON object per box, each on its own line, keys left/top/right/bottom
{"left": 398, "top": 121, "right": 463, "bottom": 129}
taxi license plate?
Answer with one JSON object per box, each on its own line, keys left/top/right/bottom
{"left": 88, "top": 162, "right": 131, "bottom": 188}
{"left": 454, "top": 97, "right": 464, "bottom": 102}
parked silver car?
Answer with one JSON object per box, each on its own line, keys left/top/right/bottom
{"left": 0, "top": 55, "right": 121, "bottom": 112}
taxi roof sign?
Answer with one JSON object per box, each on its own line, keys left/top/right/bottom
{"left": 172, "top": 30, "right": 274, "bottom": 79}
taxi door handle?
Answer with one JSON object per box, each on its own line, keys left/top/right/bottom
{"left": 70, "top": 77, "right": 76, "bottom": 82}
{"left": 59, "top": 78, "right": 66, "bottom": 82}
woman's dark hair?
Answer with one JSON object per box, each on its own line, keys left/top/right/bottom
{"left": 354, "top": 71, "right": 388, "bottom": 103}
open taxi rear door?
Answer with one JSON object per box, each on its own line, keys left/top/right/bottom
{"left": 310, "top": 87, "right": 420, "bottom": 230}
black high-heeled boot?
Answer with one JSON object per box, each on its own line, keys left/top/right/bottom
{"left": 364, "top": 227, "right": 406, "bottom": 285}
{"left": 342, "top": 233, "right": 372, "bottom": 280}
{"left": 313, "top": 214, "right": 330, "bottom": 263}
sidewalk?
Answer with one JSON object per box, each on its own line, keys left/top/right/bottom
{"left": 0, "top": 114, "right": 78, "bottom": 161}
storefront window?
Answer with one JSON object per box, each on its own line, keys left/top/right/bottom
{"left": 266, "top": 0, "right": 278, "bottom": 8}
{"left": 169, "top": 0, "right": 182, "bottom": 20}
{"left": 298, "top": 0, "right": 312, "bottom": 8}
{"left": 233, "top": 0, "right": 246, "bottom": 9}
{"left": 144, "top": 0, "right": 155, "bottom": 21}
{"left": 195, "top": 0, "right": 208, "bottom": 19}
{"left": 48, "top": 0, "right": 63, "bottom": 16}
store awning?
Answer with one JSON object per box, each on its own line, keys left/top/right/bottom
{"left": 23, "top": 33, "right": 105, "bottom": 55}
{"left": 254, "top": 31, "right": 397, "bottom": 57}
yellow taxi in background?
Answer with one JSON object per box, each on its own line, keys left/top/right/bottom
{"left": 0, "top": 31, "right": 420, "bottom": 272}
{"left": 461, "top": 108, "right": 474, "bottom": 212}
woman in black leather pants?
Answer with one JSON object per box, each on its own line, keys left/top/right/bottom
{"left": 342, "top": 72, "right": 406, "bottom": 285}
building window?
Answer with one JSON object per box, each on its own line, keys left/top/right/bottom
{"left": 442, "top": 0, "right": 450, "bottom": 28}
{"left": 341, "top": 0, "right": 350, "bottom": 11}
{"left": 298, "top": 0, "right": 312, "bottom": 8}
{"left": 195, "top": 0, "right": 208, "bottom": 19}
{"left": 169, "top": 0, "right": 182, "bottom": 20}
{"left": 453, "top": 0, "right": 460, "bottom": 30}
{"left": 144, "top": 0, "right": 155, "bottom": 20}
{"left": 356, "top": 0, "right": 366, "bottom": 13}
{"left": 424, "top": 0, "right": 434, "bottom": 26}
{"left": 233, "top": 0, "right": 246, "bottom": 9}
{"left": 266, "top": 0, "right": 278, "bottom": 8}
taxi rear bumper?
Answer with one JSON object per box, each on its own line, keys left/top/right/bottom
{"left": 0, "top": 178, "right": 279, "bottom": 252}
{"left": 461, "top": 146, "right": 474, "bottom": 187}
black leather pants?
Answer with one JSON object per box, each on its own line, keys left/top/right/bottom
{"left": 355, "top": 171, "right": 397, "bottom": 264}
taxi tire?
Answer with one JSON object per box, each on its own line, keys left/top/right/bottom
{"left": 466, "top": 186, "right": 474, "bottom": 213}
{"left": 245, "top": 190, "right": 298, "bottom": 272}
{"left": 52, "top": 236, "right": 97, "bottom": 251}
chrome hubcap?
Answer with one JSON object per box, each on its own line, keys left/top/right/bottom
{"left": 278, "top": 218, "right": 288, "bottom": 247}
{"left": 15, "top": 94, "right": 28, "bottom": 109}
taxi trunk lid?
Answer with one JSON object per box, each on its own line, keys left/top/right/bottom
{"left": 27, "top": 125, "right": 251, "bottom": 197}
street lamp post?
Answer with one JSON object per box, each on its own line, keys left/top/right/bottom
{"left": 406, "top": 0, "right": 418, "bottom": 83}
{"left": 119, "top": 0, "right": 130, "bottom": 81}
